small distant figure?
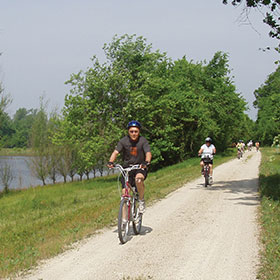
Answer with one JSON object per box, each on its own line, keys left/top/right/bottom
{"left": 198, "top": 137, "right": 216, "bottom": 185}
{"left": 247, "top": 140, "right": 253, "bottom": 151}
{"left": 255, "top": 141, "right": 260, "bottom": 152}
{"left": 236, "top": 140, "right": 243, "bottom": 159}
{"left": 241, "top": 140, "right": 245, "bottom": 153}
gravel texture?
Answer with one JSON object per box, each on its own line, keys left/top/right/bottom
{"left": 20, "top": 150, "right": 261, "bottom": 280}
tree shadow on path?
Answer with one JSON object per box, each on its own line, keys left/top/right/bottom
{"left": 204, "top": 178, "right": 260, "bottom": 206}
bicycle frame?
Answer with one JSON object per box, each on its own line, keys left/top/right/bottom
{"left": 203, "top": 162, "right": 210, "bottom": 175}
{"left": 201, "top": 153, "right": 212, "bottom": 187}
{"left": 113, "top": 164, "right": 143, "bottom": 244}
{"left": 115, "top": 164, "right": 140, "bottom": 194}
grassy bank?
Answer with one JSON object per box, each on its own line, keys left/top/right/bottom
{"left": 0, "top": 150, "right": 235, "bottom": 278}
{"left": 257, "top": 147, "right": 280, "bottom": 280}
{"left": 0, "top": 148, "right": 34, "bottom": 157}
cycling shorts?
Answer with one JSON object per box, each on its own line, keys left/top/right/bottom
{"left": 121, "top": 169, "right": 148, "bottom": 189}
{"left": 201, "top": 158, "right": 213, "bottom": 165}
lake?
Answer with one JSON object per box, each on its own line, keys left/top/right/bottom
{"left": 0, "top": 156, "right": 106, "bottom": 191}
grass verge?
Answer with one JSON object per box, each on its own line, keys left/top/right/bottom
{"left": 257, "top": 147, "right": 280, "bottom": 280}
{"left": 0, "top": 150, "right": 235, "bottom": 278}
{"left": 0, "top": 148, "right": 34, "bottom": 157}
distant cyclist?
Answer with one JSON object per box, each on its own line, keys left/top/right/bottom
{"left": 198, "top": 137, "right": 216, "bottom": 184}
{"left": 255, "top": 141, "right": 260, "bottom": 152}
{"left": 236, "top": 140, "right": 243, "bottom": 158}
{"left": 247, "top": 140, "right": 253, "bottom": 151}
{"left": 241, "top": 140, "right": 246, "bottom": 153}
{"left": 107, "top": 121, "right": 152, "bottom": 213}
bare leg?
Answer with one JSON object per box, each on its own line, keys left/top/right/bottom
{"left": 121, "top": 188, "right": 129, "bottom": 221}
{"left": 209, "top": 164, "right": 213, "bottom": 176}
{"left": 200, "top": 161, "right": 204, "bottom": 173}
{"left": 135, "top": 173, "right": 145, "bottom": 200}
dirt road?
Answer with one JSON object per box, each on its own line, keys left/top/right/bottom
{"left": 21, "top": 150, "right": 261, "bottom": 280}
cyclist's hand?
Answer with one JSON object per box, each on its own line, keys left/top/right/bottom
{"left": 140, "top": 161, "right": 149, "bottom": 169}
{"left": 198, "top": 154, "right": 201, "bottom": 157}
{"left": 107, "top": 161, "right": 114, "bottom": 169}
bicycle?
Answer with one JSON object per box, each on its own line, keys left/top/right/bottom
{"left": 112, "top": 164, "right": 143, "bottom": 244}
{"left": 199, "top": 152, "right": 213, "bottom": 187}
{"left": 202, "top": 155, "right": 212, "bottom": 187}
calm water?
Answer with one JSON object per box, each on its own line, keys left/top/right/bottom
{"left": 0, "top": 156, "right": 43, "bottom": 191}
{"left": 0, "top": 156, "right": 105, "bottom": 191}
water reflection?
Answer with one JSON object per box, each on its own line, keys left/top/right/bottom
{"left": 0, "top": 156, "right": 105, "bottom": 191}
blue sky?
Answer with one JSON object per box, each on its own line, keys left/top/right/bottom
{"left": 1, "top": 0, "right": 279, "bottom": 120}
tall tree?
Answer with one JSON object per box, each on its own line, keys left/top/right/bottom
{"left": 7, "top": 108, "right": 37, "bottom": 148}
{"left": 29, "top": 98, "right": 50, "bottom": 185}
{"left": 0, "top": 83, "right": 13, "bottom": 148}
{"left": 254, "top": 66, "right": 280, "bottom": 144}
{"left": 60, "top": 35, "right": 251, "bottom": 170}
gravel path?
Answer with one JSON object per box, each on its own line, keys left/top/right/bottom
{"left": 20, "top": 150, "right": 261, "bottom": 280}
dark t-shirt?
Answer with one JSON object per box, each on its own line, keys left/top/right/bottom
{"left": 115, "top": 135, "right": 151, "bottom": 167}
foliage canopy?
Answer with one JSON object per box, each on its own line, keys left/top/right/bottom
{"left": 57, "top": 34, "right": 251, "bottom": 170}
{"left": 254, "top": 66, "right": 280, "bottom": 144}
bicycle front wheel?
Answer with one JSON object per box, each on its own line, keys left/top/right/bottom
{"left": 118, "top": 198, "right": 130, "bottom": 244}
{"left": 132, "top": 198, "right": 142, "bottom": 235}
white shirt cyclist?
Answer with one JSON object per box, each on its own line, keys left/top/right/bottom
{"left": 200, "top": 144, "right": 216, "bottom": 160}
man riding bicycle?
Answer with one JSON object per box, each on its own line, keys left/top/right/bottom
{"left": 107, "top": 121, "right": 152, "bottom": 213}
{"left": 198, "top": 137, "right": 216, "bottom": 184}
{"left": 236, "top": 140, "right": 243, "bottom": 157}
{"left": 255, "top": 141, "right": 260, "bottom": 152}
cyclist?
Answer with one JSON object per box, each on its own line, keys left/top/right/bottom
{"left": 107, "top": 120, "right": 152, "bottom": 213}
{"left": 198, "top": 137, "right": 216, "bottom": 184}
{"left": 241, "top": 140, "right": 246, "bottom": 153}
{"left": 255, "top": 141, "right": 260, "bottom": 152}
{"left": 236, "top": 140, "right": 243, "bottom": 158}
{"left": 247, "top": 140, "right": 253, "bottom": 151}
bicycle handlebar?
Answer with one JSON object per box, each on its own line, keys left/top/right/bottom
{"left": 113, "top": 164, "right": 141, "bottom": 172}
{"left": 112, "top": 164, "right": 142, "bottom": 179}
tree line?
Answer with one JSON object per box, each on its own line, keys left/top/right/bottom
{"left": 52, "top": 34, "right": 253, "bottom": 172}
{"left": 253, "top": 66, "right": 280, "bottom": 145}
{"left": 1, "top": 34, "right": 279, "bottom": 187}
{"left": 0, "top": 106, "right": 37, "bottom": 148}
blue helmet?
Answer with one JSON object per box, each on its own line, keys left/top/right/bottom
{"left": 127, "top": 120, "right": 141, "bottom": 129}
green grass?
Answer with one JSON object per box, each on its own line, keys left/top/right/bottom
{"left": 0, "top": 148, "right": 34, "bottom": 156}
{"left": 0, "top": 150, "right": 235, "bottom": 278}
{"left": 257, "top": 147, "right": 280, "bottom": 280}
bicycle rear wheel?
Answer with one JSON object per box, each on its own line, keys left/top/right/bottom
{"left": 132, "top": 197, "right": 142, "bottom": 235}
{"left": 237, "top": 150, "right": 241, "bottom": 159}
{"left": 118, "top": 198, "right": 129, "bottom": 244}
{"left": 204, "top": 166, "right": 209, "bottom": 187}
